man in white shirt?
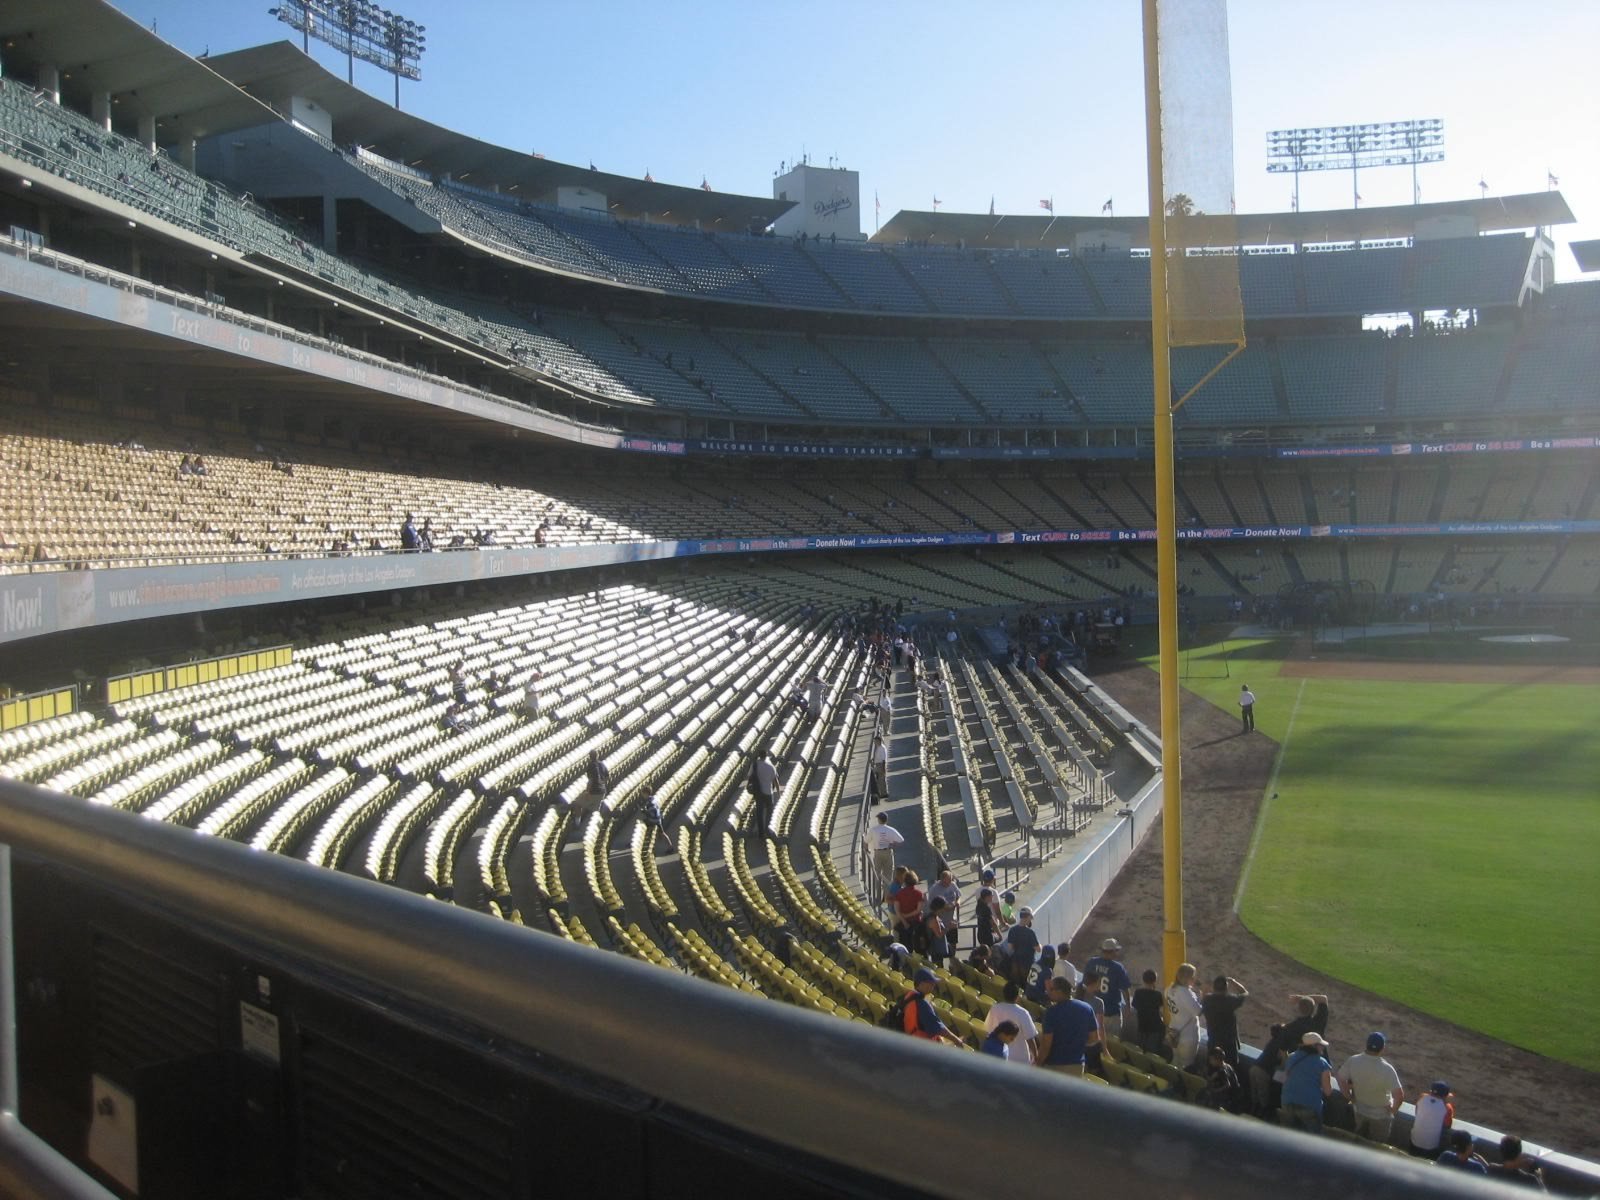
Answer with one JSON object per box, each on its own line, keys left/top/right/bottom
{"left": 1238, "top": 684, "right": 1257, "bottom": 733}
{"left": 805, "top": 673, "right": 823, "bottom": 717}
{"left": 985, "top": 981, "right": 1042, "bottom": 1067}
{"left": 1338, "top": 1032, "right": 1405, "bottom": 1144}
{"left": 1051, "top": 942, "right": 1081, "bottom": 990}
{"left": 864, "top": 812, "right": 905, "bottom": 879}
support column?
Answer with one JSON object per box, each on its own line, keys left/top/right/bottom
{"left": 321, "top": 194, "right": 338, "bottom": 253}
{"left": 91, "top": 92, "right": 112, "bottom": 131}
{"left": 37, "top": 66, "right": 60, "bottom": 105}
{"left": 137, "top": 114, "right": 157, "bottom": 153}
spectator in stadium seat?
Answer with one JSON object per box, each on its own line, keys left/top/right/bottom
{"left": 926, "top": 869, "right": 961, "bottom": 928}
{"left": 399, "top": 513, "right": 419, "bottom": 551}
{"left": 805, "top": 671, "right": 823, "bottom": 717}
{"left": 984, "top": 981, "right": 1039, "bottom": 1067}
{"left": 584, "top": 750, "right": 610, "bottom": 809}
{"left": 966, "top": 944, "right": 997, "bottom": 978}
{"left": 1280, "top": 1032, "right": 1340, "bottom": 1134}
{"left": 1238, "top": 684, "right": 1257, "bottom": 733}
{"left": 864, "top": 812, "right": 905, "bottom": 881}
{"left": 1165, "top": 962, "right": 1206, "bottom": 1070}
{"left": 1435, "top": 1130, "right": 1490, "bottom": 1174}
{"left": 749, "top": 751, "right": 777, "bottom": 835}
{"left": 974, "top": 887, "right": 1004, "bottom": 949}
{"left": 1250, "top": 993, "right": 1329, "bottom": 1114}
{"left": 1077, "top": 971, "right": 1114, "bottom": 1072}
{"left": 1051, "top": 942, "right": 1081, "bottom": 990}
{"left": 920, "top": 896, "right": 953, "bottom": 966}
{"left": 1003, "top": 908, "right": 1041, "bottom": 986}
{"left": 522, "top": 667, "right": 543, "bottom": 719}
{"left": 1084, "top": 938, "right": 1134, "bottom": 1038}
{"left": 1337, "top": 1032, "right": 1405, "bottom": 1144}
{"left": 982, "top": 1020, "right": 1020, "bottom": 1061}
{"left": 1201, "top": 1045, "right": 1241, "bottom": 1111}
{"left": 1035, "top": 976, "right": 1100, "bottom": 1077}
{"left": 900, "top": 968, "right": 961, "bottom": 1045}
{"left": 1489, "top": 1135, "right": 1546, "bottom": 1190}
{"left": 1409, "top": 1081, "right": 1455, "bottom": 1158}
{"left": 891, "top": 871, "right": 925, "bottom": 945}
{"left": 1200, "top": 975, "right": 1250, "bottom": 1070}
{"left": 868, "top": 733, "right": 889, "bottom": 802}
{"left": 1131, "top": 969, "right": 1169, "bottom": 1056}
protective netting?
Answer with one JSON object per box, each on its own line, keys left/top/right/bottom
{"left": 1156, "top": 0, "right": 1244, "bottom": 348}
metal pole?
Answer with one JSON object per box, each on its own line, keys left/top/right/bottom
{"left": 1141, "top": 0, "right": 1186, "bottom": 986}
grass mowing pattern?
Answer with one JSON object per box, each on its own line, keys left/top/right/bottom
{"left": 1138, "top": 629, "right": 1600, "bottom": 1070}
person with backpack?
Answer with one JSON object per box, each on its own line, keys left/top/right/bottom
{"left": 881, "top": 968, "right": 961, "bottom": 1045}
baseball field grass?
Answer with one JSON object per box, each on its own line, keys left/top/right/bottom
{"left": 1138, "top": 626, "right": 1600, "bottom": 1071}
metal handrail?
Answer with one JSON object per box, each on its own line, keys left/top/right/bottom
{"left": 0, "top": 782, "right": 1520, "bottom": 1200}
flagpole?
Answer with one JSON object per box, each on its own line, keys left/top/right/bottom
{"left": 1142, "top": 0, "right": 1187, "bottom": 987}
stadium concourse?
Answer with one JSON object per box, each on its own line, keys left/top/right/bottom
{"left": 0, "top": 0, "right": 1597, "bottom": 1194}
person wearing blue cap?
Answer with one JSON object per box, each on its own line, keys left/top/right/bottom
{"left": 1338, "top": 1032, "right": 1406, "bottom": 1144}
{"left": 896, "top": 968, "right": 962, "bottom": 1045}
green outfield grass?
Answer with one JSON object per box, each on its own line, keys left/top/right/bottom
{"left": 1138, "top": 629, "right": 1600, "bottom": 1071}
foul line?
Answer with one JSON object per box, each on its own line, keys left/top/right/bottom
{"left": 1232, "top": 677, "right": 1307, "bottom": 915}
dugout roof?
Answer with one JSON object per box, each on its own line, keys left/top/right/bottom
{"left": 876, "top": 192, "right": 1576, "bottom": 250}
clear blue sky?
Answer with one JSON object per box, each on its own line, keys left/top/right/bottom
{"left": 115, "top": 0, "right": 1599, "bottom": 276}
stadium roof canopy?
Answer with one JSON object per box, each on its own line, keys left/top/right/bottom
{"left": 1571, "top": 240, "right": 1600, "bottom": 273}
{"left": 204, "top": 41, "right": 792, "bottom": 229}
{"left": 874, "top": 192, "right": 1575, "bottom": 250}
{"left": 0, "top": 0, "right": 281, "bottom": 144}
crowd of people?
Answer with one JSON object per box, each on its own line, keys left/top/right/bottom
{"left": 871, "top": 870, "right": 1548, "bottom": 1187}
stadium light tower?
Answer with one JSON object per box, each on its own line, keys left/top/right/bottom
{"left": 269, "top": 0, "right": 427, "bottom": 109}
{"left": 1267, "top": 118, "right": 1443, "bottom": 210}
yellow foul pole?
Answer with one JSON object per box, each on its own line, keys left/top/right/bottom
{"left": 1142, "top": 0, "right": 1186, "bottom": 985}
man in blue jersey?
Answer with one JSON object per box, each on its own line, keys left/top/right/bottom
{"left": 1035, "top": 977, "right": 1100, "bottom": 1077}
{"left": 1083, "top": 937, "right": 1134, "bottom": 1037}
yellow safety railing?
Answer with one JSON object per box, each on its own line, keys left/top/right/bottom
{"left": 104, "top": 644, "right": 293, "bottom": 705}
{"left": 0, "top": 687, "right": 77, "bottom": 733}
